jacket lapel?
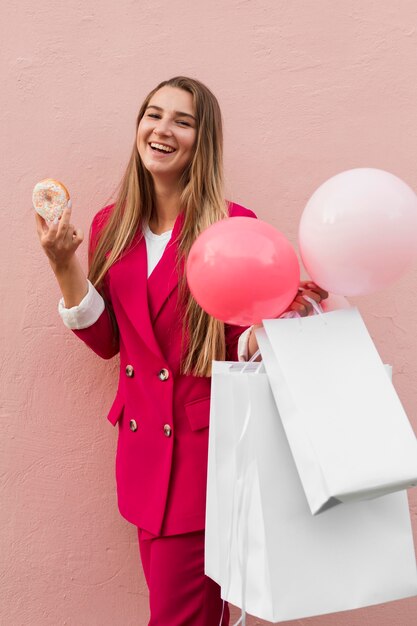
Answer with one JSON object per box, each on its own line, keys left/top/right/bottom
{"left": 109, "top": 230, "right": 164, "bottom": 360}
{"left": 147, "top": 211, "right": 185, "bottom": 323}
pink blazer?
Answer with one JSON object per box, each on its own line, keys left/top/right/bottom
{"left": 73, "top": 202, "right": 257, "bottom": 536}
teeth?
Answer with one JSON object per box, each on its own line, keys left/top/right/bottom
{"left": 150, "top": 143, "right": 175, "bottom": 153}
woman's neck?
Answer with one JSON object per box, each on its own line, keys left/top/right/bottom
{"left": 151, "top": 178, "right": 182, "bottom": 234}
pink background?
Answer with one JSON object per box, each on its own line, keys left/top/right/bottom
{"left": 1, "top": 1, "right": 417, "bottom": 624}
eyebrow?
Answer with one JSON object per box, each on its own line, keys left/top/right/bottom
{"left": 145, "top": 105, "right": 196, "bottom": 121}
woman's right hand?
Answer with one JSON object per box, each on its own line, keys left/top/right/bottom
{"left": 35, "top": 200, "right": 89, "bottom": 308}
{"left": 35, "top": 200, "right": 84, "bottom": 272}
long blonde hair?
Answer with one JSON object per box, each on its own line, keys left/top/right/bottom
{"left": 89, "top": 76, "right": 229, "bottom": 377}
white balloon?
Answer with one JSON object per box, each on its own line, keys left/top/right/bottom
{"left": 299, "top": 168, "right": 417, "bottom": 296}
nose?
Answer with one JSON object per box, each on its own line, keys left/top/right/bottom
{"left": 153, "top": 116, "right": 172, "bottom": 137}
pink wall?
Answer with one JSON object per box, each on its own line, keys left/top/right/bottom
{"left": 2, "top": 0, "right": 417, "bottom": 623}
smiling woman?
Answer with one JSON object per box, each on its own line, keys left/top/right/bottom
{"left": 35, "top": 75, "right": 327, "bottom": 626}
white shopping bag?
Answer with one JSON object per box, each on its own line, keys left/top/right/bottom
{"left": 256, "top": 309, "right": 417, "bottom": 515}
{"left": 205, "top": 360, "right": 417, "bottom": 623}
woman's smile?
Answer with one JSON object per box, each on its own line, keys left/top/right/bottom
{"left": 148, "top": 141, "right": 177, "bottom": 157}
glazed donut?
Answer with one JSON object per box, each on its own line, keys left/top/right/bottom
{"left": 32, "top": 178, "right": 70, "bottom": 222}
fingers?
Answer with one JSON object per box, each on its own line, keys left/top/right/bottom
{"left": 63, "top": 222, "right": 74, "bottom": 243}
{"left": 299, "top": 281, "right": 329, "bottom": 302}
{"left": 299, "top": 289, "right": 321, "bottom": 303}
{"left": 46, "top": 201, "right": 75, "bottom": 244}
{"left": 62, "top": 223, "right": 84, "bottom": 248}
{"left": 288, "top": 301, "right": 309, "bottom": 317}
{"left": 34, "top": 212, "right": 48, "bottom": 237}
{"left": 293, "top": 295, "right": 313, "bottom": 316}
{"left": 34, "top": 196, "right": 83, "bottom": 262}
{"left": 53, "top": 198, "right": 72, "bottom": 237}
{"left": 289, "top": 294, "right": 313, "bottom": 317}
{"left": 73, "top": 227, "right": 84, "bottom": 245}
{"left": 288, "top": 281, "right": 330, "bottom": 318}
{"left": 40, "top": 216, "right": 59, "bottom": 246}
{"left": 34, "top": 212, "right": 59, "bottom": 243}
{"left": 57, "top": 205, "right": 72, "bottom": 239}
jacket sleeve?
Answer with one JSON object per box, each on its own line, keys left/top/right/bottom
{"left": 225, "top": 323, "right": 251, "bottom": 361}
{"left": 58, "top": 279, "right": 105, "bottom": 329}
{"left": 71, "top": 206, "right": 120, "bottom": 360}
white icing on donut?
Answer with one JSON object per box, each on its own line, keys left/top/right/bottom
{"left": 32, "top": 179, "right": 69, "bottom": 222}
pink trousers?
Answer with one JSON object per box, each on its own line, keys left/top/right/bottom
{"left": 137, "top": 528, "right": 230, "bottom": 626}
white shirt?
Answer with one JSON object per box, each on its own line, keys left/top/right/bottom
{"left": 58, "top": 225, "right": 252, "bottom": 361}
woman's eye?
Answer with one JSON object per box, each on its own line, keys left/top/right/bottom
{"left": 177, "top": 120, "right": 190, "bottom": 126}
{"left": 148, "top": 113, "right": 160, "bottom": 119}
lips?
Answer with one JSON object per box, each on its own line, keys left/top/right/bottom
{"left": 149, "top": 142, "right": 176, "bottom": 154}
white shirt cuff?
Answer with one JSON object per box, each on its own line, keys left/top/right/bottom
{"left": 58, "top": 279, "right": 105, "bottom": 330}
{"left": 237, "top": 326, "right": 253, "bottom": 362}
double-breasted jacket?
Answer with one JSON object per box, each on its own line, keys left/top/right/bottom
{"left": 73, "top": 201, "right": 256, "bottom": 536}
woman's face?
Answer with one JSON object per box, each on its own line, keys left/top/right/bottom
{"left": 137, "top": 86, "right": 197, "bottom": 183}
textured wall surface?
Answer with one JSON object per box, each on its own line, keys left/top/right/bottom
{"left": 1, "top": 0, "right": 417, "bottom": 624}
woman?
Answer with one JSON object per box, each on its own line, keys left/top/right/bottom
{"left": 36, "top": 76, "right": 327, "bottom": 625}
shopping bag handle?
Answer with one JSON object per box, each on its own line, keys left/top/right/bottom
{"left": 304, "top": 294, "right": 324, "bottom": 316}
{"left": 248, "top": 348, "right": 262, "bottom": 363}
{"left": 247, "top": 297, "right": 325, "bottom": 366}
{"left": 280, "top": 295, "right": 324, "bottom": 319}
{"left": 242, "top": 352, "right": 263, "bottom": 374}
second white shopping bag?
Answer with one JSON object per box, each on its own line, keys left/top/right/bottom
{"left": 257, "top": 308, "right": 417, "bottom": 515}
{"left": 205, "top": 359, "right": 417, "bottom": 623}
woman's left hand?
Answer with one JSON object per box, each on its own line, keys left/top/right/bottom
{"left": 286, "top": 281, "right": 329, "bottom": 317}
{"left": 247, "top": 281, "right": 329, "bottom": 359}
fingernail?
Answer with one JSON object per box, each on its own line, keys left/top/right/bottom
{"left": 53, "top": 217, "right": 59, "bottom": 225}
{"left": 67, "top": 199, "right": 72, "bottom": 209}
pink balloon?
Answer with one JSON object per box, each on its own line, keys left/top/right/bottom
{"left": 299, "top": 168, "right": 417, "bottom": 296}
{"left": 186, "top": 217, "right": 300, "bottom": 326}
